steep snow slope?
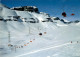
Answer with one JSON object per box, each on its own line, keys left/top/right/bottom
{"left": 0, "top": 3, "right": 80, "bottom": 57}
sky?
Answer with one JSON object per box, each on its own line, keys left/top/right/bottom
{"left": 1, "top": 0, "right": 80, "bottom": 21}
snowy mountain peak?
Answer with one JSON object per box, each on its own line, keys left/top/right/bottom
{"left": 11, "top": 6, "right": 39, "bottom": 13}
{"left": 0, "top": 3, "right": 9, "bottom": 9}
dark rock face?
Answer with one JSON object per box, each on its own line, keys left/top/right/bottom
{"left": 54, "top": 17, "right": 60, "bottom": 20}
{"left": 74, "top": 20, "right": 79, "bottom": 23}
{"left": 11, "top": 6, "right": 39, "bottom": 13}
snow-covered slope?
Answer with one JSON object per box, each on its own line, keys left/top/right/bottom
{"left": 0, "top": 3, "right": 80, "bottom": 57}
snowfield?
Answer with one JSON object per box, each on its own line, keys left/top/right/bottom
{"left": 0, "top": 3, "right": 80, "bottom": 57}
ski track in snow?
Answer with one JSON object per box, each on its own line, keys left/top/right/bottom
{"left": 15, "top": 42, "right": 75, "bottom": 57}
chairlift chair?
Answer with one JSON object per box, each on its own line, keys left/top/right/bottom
{"left": 62, "top": 12, "right": 67, "bottom": 17}
{"left": 71, "top": 13, "right": 75, "bottom": 16}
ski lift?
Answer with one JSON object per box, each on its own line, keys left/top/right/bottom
{"left": 44, "top": 32, "right": 47, "bottom": 34}
{"left": 62, "top": 12, "right": 67, "bottom": 17}
{"left": 30, "top": 41, "right": 32, "bottom": 42}
{"left": 71, "top": 13, "right": 75, "bottom": 16}
{"left": 39, "top": 33, "right": 42, "bottom": 36}
{"left": 8, "top": 44, "right": 11, "bottom": 46}
{"left": 24, "top": 44, "right": 27, "bottom": 46}
{"left": 8, "top": 44, "right": 13, "bottom": 47}
{"left": 21, "top": 46, "right": 23, "bottom": 48}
